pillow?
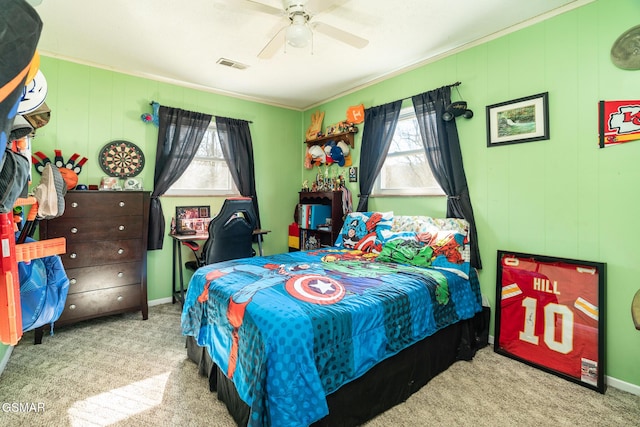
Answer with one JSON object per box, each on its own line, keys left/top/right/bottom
{"left": 391, "top": 215, "right": 470, "bottom": 262}
{"left": 334, "top": 211, "right": 393, "bottom": 253}
{"left": 392, "top": 215, "right": 469, "bottom": 235}
{"left": 380, "top": 230, "right": 470, "bottom": 279}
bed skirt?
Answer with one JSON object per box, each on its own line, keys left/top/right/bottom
{"left": 186, "top": 306, "right": 489, "bottom": 426}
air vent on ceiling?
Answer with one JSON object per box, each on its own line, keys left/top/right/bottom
{"left": 216, "top": 58, "right": 248, "bottom": 70}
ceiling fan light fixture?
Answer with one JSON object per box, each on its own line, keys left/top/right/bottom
{"left": 286, "top": 14, "right": 311, "bottom": 48}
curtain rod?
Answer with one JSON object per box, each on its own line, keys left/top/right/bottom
{"left": 397, "top": 81, "right": 461, "bottom": 103}
{"left": 149, "top": 101, "right": 253, "bottom": 124}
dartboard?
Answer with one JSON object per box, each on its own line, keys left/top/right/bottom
{"left": 99, "top": 140, "right": 145, "bottom": 178}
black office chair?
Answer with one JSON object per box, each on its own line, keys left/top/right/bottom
{"left": 184, "top": 197, "right": 258, "bottom": 270}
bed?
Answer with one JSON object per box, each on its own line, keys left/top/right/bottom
{"left": 181, "top": 213, "right": 489, "bottom": 426}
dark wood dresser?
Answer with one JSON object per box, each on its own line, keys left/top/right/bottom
{"left": 36, "top": 190, "right": 150, "bottom": 343}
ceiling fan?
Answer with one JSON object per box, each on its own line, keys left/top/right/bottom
{"left": 243, "top": 0, "right": 369, "bottom": 59}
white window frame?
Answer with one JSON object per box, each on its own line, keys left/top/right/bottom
{"left": 372, "top": 106, "right": 445, "bottom": 197}
{"left": 164, "top": 121, "right": 239, "bottom": 197}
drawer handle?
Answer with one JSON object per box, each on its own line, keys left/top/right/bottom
{"left": 117, "top": 272, "right": 124, "bottom": 278}
{"left": 117, "top": 295, "right": 123, "bottom": 302}
{"left": 69, "top": 304, "right": 77, "bottom": 310}
{"left": 118, "top": 225, "right": 125, "bottom": 231}
{"left": 71, "top": 202, "right": 78, "bottom": 208}
{"left": 71, "top": 227, "right": 78, "bottom": 234}
{"left": 117, "top": 248, "right": 124, "bottom": 255}
{"left": 69, "top": 278, "right": 77, "bottom": 285}
{"left": 70, "top": 253, "right": 77, "bottom": 259}
{"left": 119, "top": 201, "right": 125, "bottom": 207}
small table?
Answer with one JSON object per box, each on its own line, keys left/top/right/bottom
{"left": 170, "top": 229, "right": 270, "bottom": 305}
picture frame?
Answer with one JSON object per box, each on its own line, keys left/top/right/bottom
{"left": 99, "top": 176, "right": 121, "bottom": 191}
{"left": 348, "top": 166, "right": 358, "bottom": 182}
{"left": 494, "top": 250, "right": 606, "bottom": 393}
{"left": 175, "top": 205, "right": 211, "bottom": 235}
{"left": 486, "top": 92, "right": 549, "bottom": 146}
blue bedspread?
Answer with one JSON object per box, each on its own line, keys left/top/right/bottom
{"left": 181, "top": 248, "right": 482, "bottom": 426}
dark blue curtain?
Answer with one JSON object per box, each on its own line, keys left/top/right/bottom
{"left": 215, "top": 116, "right": 261, "bottom": 229}
{"left": 147, "top": 106, "right": 211, "bottom": 250}
{"left": 357, "top": 100, "right": 402, "bottom": 212}
{"left": 412, "top": 86, "right": 482, "bottom": 269}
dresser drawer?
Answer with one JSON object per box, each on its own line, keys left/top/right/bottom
{"left": 61, "top": 239, "right": 143, "bottom": 268}
{"left": 35, "top": 191, "right": 150, "bottom": 343}
{"left": 63, "top": 191, "right": 144, "bottom": 218}
{"left": 43, "top": 216, "right": 143, "bottom": 242}
{"left": 66, "top": 262, "right": 143, "bottom": 293}
{"left": 57, "top": 284, "right": 142, "bottom": 324}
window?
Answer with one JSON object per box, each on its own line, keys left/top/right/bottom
{"left": 165, "top": 122, "right": 238, "bottom": 196}
{"left": 373, "top": 106, "right": 444, "bottom": 196}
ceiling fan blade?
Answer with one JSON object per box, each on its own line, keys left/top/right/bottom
{"left": 243, "top": 0, "right": 284, "bottom": 17}
{"left": 312, "top": 22, "right": 368, "bottom": 49}
{"left": 306, "top": 0, "right": 342, "bottom": 15}
{"left": 258, "top": 27, "right": 286, "bottom": 59}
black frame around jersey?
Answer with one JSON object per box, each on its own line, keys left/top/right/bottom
{"left": 494, "top": 250, "right": 606, "bottom": 393}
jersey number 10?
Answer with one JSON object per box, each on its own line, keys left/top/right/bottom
{"left": 518, "top": 296, "right": 574, "bottom": 354}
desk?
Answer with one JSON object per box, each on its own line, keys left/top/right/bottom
{"left": 171, "top": 229, "right": 270, "bottom": 305}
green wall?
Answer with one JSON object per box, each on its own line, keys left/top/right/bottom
{"left": 2, "top": 0, "right": 638, "bottom": 391}
{"left": 34, "top": 56, "right": 304, "bottom": 303}
{"left": 0, "top": 57, "right": 304, "bottom": 364}
{"left": 305, "top": 0, "right": 640, "bottom": 388}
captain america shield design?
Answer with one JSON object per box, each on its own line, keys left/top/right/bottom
{"left": 285, "top": 275, "right": 345, "bottom": 305}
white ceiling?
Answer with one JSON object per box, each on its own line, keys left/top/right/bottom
{"left": 31, "top": 0, "right": 588, "bottom": 110}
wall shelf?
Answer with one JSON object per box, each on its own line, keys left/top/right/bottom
{"left": 304, "top": 130, "right": 357, "bottom": 148}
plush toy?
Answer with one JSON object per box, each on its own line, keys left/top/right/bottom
{"left": 337, "top": 140, "right": 350, "bottom": 157}
{"left": 323, "top": 140, "right": 337, "bottom": 164}
{"left": 308, "top": 145, "right": 326, "bottom": 166}
{"left": 141, "top": 101, "right": 159, "bottom": 127}
{"left": 304, "top": 150, "right": 313, "bottom": 169}
{"left": 330, "top": 144, "right": 345, "bottom": 167}
{"left": 323, "top": 145, "right": 333, "bottom": 164}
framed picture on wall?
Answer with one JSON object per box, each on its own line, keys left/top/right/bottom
{"left": 494, "top": 250, "right": 606, "bottom": 393}
{"left": 348, "top": 167, "right": 358, "bottom": 182}
{"left": 486, "top": 92, "right": 549, "bottom": 146}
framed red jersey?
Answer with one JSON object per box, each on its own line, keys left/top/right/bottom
{"left": 495, "top": 250, "right": 606, "bottom": 393}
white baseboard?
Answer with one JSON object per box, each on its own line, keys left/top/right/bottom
{"left": 607, "top": 376, "right": 640, "bottom": 396}
{"left": 488, "top": 335, "right": 640, "bottom": 397}
{"left": 149, "top": 297, "right": 173, "bottom": 307}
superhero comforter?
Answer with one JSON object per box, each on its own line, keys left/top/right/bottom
{"left": 181, "top": 248, "right": 483, "bottom": 426}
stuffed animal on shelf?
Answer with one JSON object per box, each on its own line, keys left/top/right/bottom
{"left": 329, "top": 144, "right": 345, "bottom": 167}
{"left": 307, "top": 145, "right": 326, "bottom": 167}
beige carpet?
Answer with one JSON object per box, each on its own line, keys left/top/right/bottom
{"left": 0, "top": 303, "right": 638, "bottom": 427}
